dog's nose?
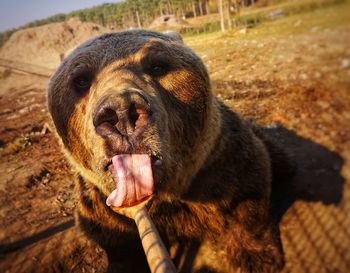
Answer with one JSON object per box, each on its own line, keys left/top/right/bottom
{"left": 93, "top": 90, "right": 152, "bottom": 137}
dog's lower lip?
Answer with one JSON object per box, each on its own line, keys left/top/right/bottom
{"left": 111, "top": 195, "right": 153, "bottom": 209}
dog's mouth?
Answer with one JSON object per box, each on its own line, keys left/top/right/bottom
{"left": 105, "top": 153, "right": 162, "bottom": 208}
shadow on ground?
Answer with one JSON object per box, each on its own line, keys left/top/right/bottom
{"left": 267, "top": 125, "right": 344, "bottom": 222}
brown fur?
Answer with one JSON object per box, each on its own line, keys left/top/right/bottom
{"left": 47, "top": 30, "right": 291, "bottom": 273}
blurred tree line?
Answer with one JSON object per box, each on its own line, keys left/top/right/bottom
{"left": 0, "top": 0, "right": 256, "bottom": 47}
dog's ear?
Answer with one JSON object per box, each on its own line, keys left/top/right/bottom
{"left": 163, "top": 31, "right": 183, "bottom": 43}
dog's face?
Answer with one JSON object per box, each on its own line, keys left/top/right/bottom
{"left": 48, "top": 30, "right": 217, "bottom": 204}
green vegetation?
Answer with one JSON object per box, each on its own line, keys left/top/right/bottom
{"left": 0, "top": 30, "right": 16, "bottom": 48}
{"left": 0, "top": 0, "right": 348, "bottom": 47}
{"left": 0, "top": 0, "right": 261, "bottom": 46}
{"left": 182, "top": 0, "right": 348, "bottom": 35}
{"left": 245, "top": 0, "right": 350, "bottom": 38}
{"left": 0, "top": 0, "right": 213, "bottom": 47}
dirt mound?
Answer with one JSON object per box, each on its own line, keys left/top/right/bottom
{"left": 0, "top": 18, "right": 111, "bottom": 70}
{"left": 149, "top": 15, "right": 189, "bottom": 30}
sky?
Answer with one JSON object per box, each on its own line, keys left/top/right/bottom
{"left": 0, "top": 0, "right": 121, "bottom": 32}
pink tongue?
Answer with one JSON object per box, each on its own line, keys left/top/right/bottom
{"left": 106, "top": 154, "right": 154, "bottom": 208}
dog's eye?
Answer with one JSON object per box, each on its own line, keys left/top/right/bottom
{"left": 73, "top": 74, "right": 92, "bottom": 93}
{"left": 148, "top": 62, "right": 169, "bottom": 77}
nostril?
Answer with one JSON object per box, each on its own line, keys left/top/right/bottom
{"left": 128, "top": 103, "right": 140, "bottom": 129}
{"left": 94, "top": 108, "right": 119, "bottom": 136}
{"left": 99, "top": 108, "right": 118, "bottom": 126}
{"left": 129, "top": 103, "right": 151, "bottom": 131}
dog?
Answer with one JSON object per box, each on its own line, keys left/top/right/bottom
{"left": 48, "top": 30, "right": 293, "bottom": 272}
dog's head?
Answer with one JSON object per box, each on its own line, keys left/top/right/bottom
{"left": 48, "top": 30, "right": 221, "bottom": 207}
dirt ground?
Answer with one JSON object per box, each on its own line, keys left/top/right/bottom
{"left": 1, "top": 8, "right": 350, "bottom": 273}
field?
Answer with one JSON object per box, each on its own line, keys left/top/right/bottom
{"left": 1, "top": 0, "right": 350, "bottom": 272}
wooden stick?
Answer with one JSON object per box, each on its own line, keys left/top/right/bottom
{"left": 111, "top": 202, "right": 177, "bottom": 273}
{"left": 134, "top": 206, "right": 177, "bottom": 273}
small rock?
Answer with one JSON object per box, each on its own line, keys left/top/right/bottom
{"left": 267, "top": 8, "right": 284, "bottom": 19}
{"left": 314, "top": 71, "right": 321, "bottom": 78}
{"left": 294, "top": 20, "right": 302, "bottom": 27}
{"left": 239, "top": 28, "right": 247, "bottom": 34}
{"left": 341, "top": 58, "right": 349, "bottom": 69}
{"left": 299, "top": 73, "right": 308, "bottom": 80}
{"left": 311, "top": 26, "right": 320, "bottom": 33}
{"left": 317, "top": 100, "right": 330, "bottom": 109}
